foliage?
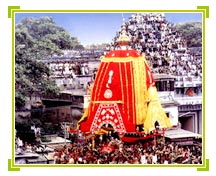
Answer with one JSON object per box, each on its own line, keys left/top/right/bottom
{"left": 74, "top": 44, "right": 85, "bottom": 50}
{"left": 15, "top": 120, "right": 36, "bottom": 143}
{"left": 174, "top": 22, "right": 202, "bottom": 47}
{"left": 15, "top": 16, "right": 81, "bottom": 108}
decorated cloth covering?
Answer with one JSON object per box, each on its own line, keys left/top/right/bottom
{"left": 144, "top": 86, "right": 172, "bottom": 133}
{"left": 78, "top": 49, "right": 171, "bottom": 134}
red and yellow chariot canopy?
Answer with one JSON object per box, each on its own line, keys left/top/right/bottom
{"left": 79, "top": 49, "right": 171, "bottom": 134}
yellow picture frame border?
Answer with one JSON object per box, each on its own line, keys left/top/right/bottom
{"left": 8, "top": 5, "right": 209, "bottom": 172}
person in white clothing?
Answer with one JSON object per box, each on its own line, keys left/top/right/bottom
{"left": 140, "top": 151, "right": 147, "bottom": 164}
{"left": 152, "top": 152, "right": 158, "bottom": 164}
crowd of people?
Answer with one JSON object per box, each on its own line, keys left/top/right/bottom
{"left": 45, "top": 13, "right": 202, "bottom": 81}
{"left": 109, "top": 13, "right": 202, "bottom": 78}
{"left": 45, "top": 49, "right": 103, "bottom": 78}
{"left": 49, "top": 136, "right": 202, "bottom": 164}
{"left": 48, "top": 61, "right": 90, "bottom": 77}
{"left": 15, "top": 137, "right": 49, "bottom": 155}
{"left": 15, "top": 130, "right": 202, "bottom": 165}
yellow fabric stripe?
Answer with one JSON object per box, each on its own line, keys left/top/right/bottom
{"left": 102, "top": 56, "right": 145, "bottom": 62}
{"left": 144, "top": 86, "right": 172, "bottom": 133}
{"left": 97, "top": 62, "right": 110, "bottom": 99}
{"left": 130, "top": 61, "right": 136, "bottom": 124}
{"left": 133, "top": 59, "right": 148, "bottom": 125}
{"left": 124, "top": 62, "right": 130, "bottom": 121}
{"left": 92, "top": 62, "right": 110, "bottom": 111}
{"left": 78, "top": 106, "right": 89, "bottom": 124}
{"left": 92, "top": 63, "right": 106, "bottom": 111}
{"left": 119, "top": 63, "right": 125, "bottom": 112}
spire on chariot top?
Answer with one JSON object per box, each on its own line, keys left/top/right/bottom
{"left": 116, "top": 23, "right": 131, "bottom": 50}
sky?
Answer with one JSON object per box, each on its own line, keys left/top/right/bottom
{"left": 15, "top": 12, "right": 202, "bottom": 46}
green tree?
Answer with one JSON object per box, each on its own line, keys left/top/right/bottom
{"left": 174, "top": 22, "right": 202, "bottom": 47}
{"left": 15, "top": 16, "right": 79, "bottom": 108}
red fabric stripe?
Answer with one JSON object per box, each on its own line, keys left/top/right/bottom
{"left": 144, "top": 61, "right": 155, "bottom": 88}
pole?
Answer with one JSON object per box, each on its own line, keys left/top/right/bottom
{"left": 154, "top": 135, "right": 156, "bottom": 146}
{"left": 92, "top": 136, "right": 95, "bottom": 150}
{"left": 64, "top": 122, "right": 66, "bottom": 146}
{"left": 153, "top": 129, "right": 157, "bottom": 146}
{"left": 162, "top": 129, "right": 165, "bottom": 144}
{"left": 91, "top": 132, "right": 95, "bottom": 150}
{"left": 62, "top": 122, "right": 73, "bottom": 146}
